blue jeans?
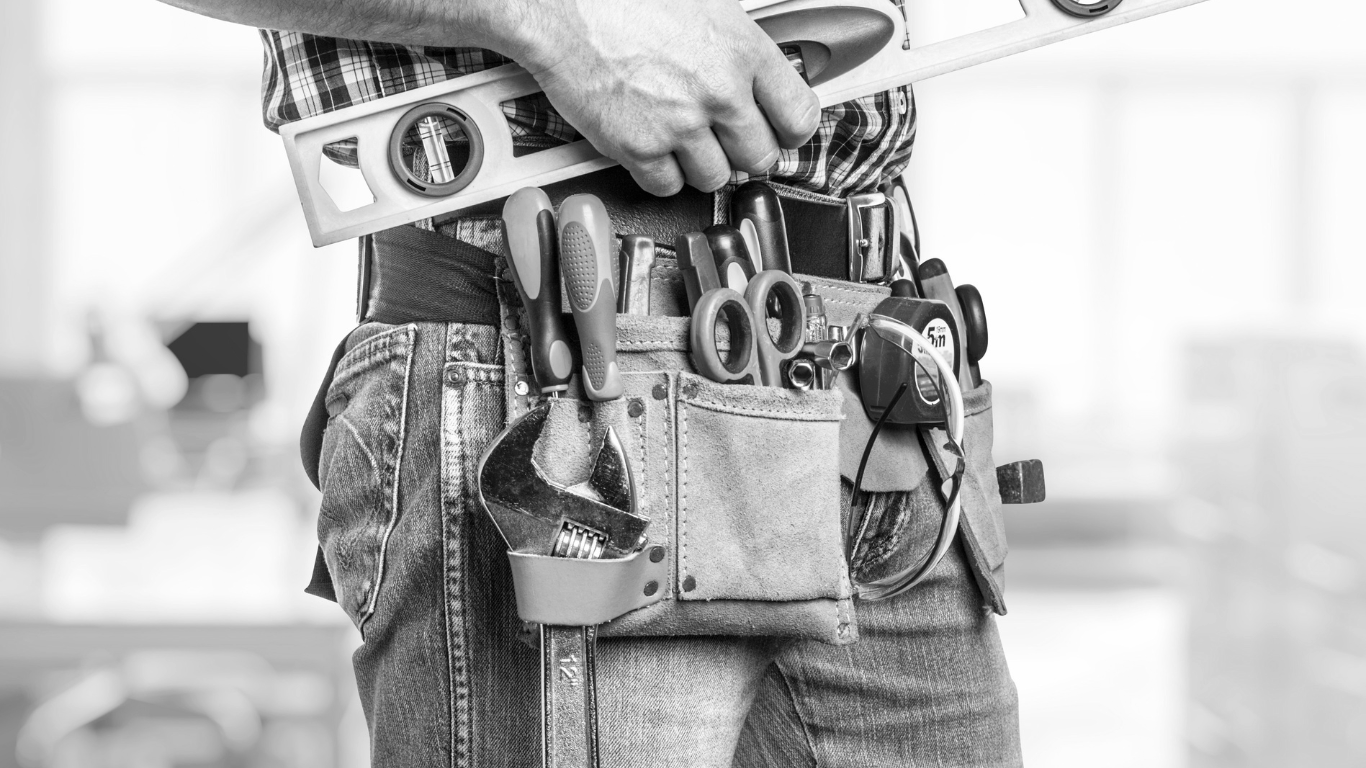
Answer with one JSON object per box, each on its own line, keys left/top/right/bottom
{"left": 316, "top": 313, "right": 1021, "bottom": 767}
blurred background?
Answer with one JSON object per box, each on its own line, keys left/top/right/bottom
{"left": 0, "top": 0, "right": 1361, "bottom": 765}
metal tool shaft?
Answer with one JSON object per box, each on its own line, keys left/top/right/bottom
{"left": 542, "top": 625, "right": 598, "bottom": 768}
{"left": 616, "top": 235, "right": 656, "bottom": 316}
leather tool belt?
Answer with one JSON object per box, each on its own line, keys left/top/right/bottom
{"left": 300, "top": 166, "right": 1008, "bottom": 641}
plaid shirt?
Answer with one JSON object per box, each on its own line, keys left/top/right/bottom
{"left": 259, "top": 4, "right": 915, "bottom": 198}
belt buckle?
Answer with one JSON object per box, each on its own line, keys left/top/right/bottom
{"left": 846, "top": 192, "right": 895, "bottom": 284}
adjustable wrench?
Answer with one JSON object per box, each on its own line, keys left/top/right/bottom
{"left": 479, "top": 404, "right": 646, "bottom": 768}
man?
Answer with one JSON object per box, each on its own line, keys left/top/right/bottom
{"left": 155, "top": 1, "right": 1020, "bottom": 765}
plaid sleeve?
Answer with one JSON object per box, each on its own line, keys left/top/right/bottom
{"left": 260, "top": 0, "right": 915, "bottom": 197}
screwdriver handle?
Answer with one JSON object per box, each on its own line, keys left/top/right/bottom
{"left": 558, "top": 194, "right": 623, "bottom": 401}
{"left": 737, "top": 219, "right": 764, "bottom": 274}
{"left": 705, "top": 224, "right": 756, "bottom": 293}
{"left": 730, "top": 181, "right": 791, "bottom": 274}
{"left": 676, "top": 232, "right": 723, "bottom": 312}
{"left": 917, "top": 258, "right": 973, "bottom": 393}
{"left": 617, "top": 235, "right": 656, "bottom": 315}
{"left": 956, "top": 283, "right": 988, "bottom": 388}
{"left": 502, "top": 188, "right": 573, "bottom": 395}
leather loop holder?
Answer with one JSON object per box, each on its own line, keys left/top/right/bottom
{"left": 506, "top": 548, "right": 669, "bottom": 626}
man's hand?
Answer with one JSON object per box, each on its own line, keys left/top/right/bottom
{"left": 500, "top": 0, "right": 822, "bottom": 196}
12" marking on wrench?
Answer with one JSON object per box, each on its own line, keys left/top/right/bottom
{"left": 281, "top": 0, "right": 1210, "bottom": 246}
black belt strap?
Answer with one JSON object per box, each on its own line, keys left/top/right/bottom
{"left": 434, "top": 165, "right": 715, "bottom": 250}
{"left": 364, "top": 225, "right": 502, "bottom": 325}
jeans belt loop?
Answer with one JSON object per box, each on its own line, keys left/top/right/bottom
{"left": 846, "top": 192, "right": 895, "bottom": 284}
{"left": 356, "top": 233, "right": 375, "bottom": 323}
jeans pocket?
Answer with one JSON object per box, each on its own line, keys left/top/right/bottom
{"left": 317, "top": 323, "right": 417, "bottom": 632}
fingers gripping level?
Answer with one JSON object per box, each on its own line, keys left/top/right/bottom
{"left": 558, "top": 195, "right": 623, "bottom": 401}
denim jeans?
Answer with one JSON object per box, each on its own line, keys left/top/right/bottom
{"left": 316, "top": 311, "right": 1021, "bottom": 767}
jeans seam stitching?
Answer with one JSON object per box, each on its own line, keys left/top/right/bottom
{"left": 358, "top": 324, "right": 417, "bottom": 630}
{"left": 441, "top": 357, "right": 459, "bottom": 768}
{"left": 774, "top": 660, "right": 821, "bottom": 766}
{"left": 678, "top": 400, "right": 690, "bottom": 589}
{"left": 332, "top": 324, "right": 414, "bottom": 383}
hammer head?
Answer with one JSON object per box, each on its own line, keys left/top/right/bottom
{"left": 477, "top": 403, "right": 648, "bottom": 558}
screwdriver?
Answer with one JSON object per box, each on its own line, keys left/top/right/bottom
{"left": 917, "top": 258, "right": 973, "bottom": 393}
{"left": 676, "top": 232, "right": 723, "bottom": 312}
{"left": 558, "top": 194, "right": 624, "bottom": 401}
{"left": 737, "top": 220, "right": 763, "bottom": 275}
{"left": 501, "top": 187, "right": 573, "bottom": 396}
{"left": 956, "top": 284, "right": 988, "bottom": 388}
{"left": 730, "top": 181, "right": 791, "bottom": 275}
{"left": 617, "top": 235, "right": 656, "bottom": 316}
{"left": 705, "top": 224, "right": 756, "bottom": 293}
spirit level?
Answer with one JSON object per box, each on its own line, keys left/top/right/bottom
{"left": 281, "top": 0, "right": 1209, "bottom": 246}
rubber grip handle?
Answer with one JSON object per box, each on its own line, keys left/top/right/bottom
{"left": 689, "top": 288, "right": 760, "bottom": 386}
{"left": 558, "top": 194, "right": 623, "bottom": 401}
{"left": 890, "top": 278, "right": 919, "bottom": 299}
{"left": 730, "top": 181, "right": 791, "bottom": 274}
{"left": 737, "top": 219, "right": 764, "bottom": 274}
{"left": 747, "top": 271, "right": 807, "bottom": 387}
{"left": 917, "top": 258, "right": 972, "bottom": 392}
{"left": 502, "top": 188, "right": 573, "bottom": 394}
{"left": 956, "top": 283, "right": 987, "bottom": 388}
{"left": 675, "top": 232, "right": 723, "bottom": 312}
{"left": 955, "top": 284, "right": 988, "bottom": 363}
{"left": 704, "top": 224, "right": 756, "bottom": 293}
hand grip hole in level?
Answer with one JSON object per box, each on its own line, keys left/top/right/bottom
{"left": 754, "top": 7, "right": 895, "bottom": 86}
{"left": 318, "top": 139, "right": 376, "bottom": 212}
{"left": 499, "top": 97, "right": 574, "bottom": 157}
{"left": 388, "top": 104, "right": 484, "bottom": 198}
{"left": 1049, "top": 0, "right": 1123, "bottom": 17}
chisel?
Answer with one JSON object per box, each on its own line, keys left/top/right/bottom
{"left": 501, "top": 187, "right": 573, "bottom": 396}
{"left": 916, "top": 258, "right": 973, "bottom": 393}
{"left": 558, "top": 194, "right": 623, "bottom": 401}
{"left": 730, "top": 181, "right": 791, "bottom": 275}
{"left": 705, "top": 224, "right": 756, "bottom": 293}
{"left": 617, "top": 235, "right": 656, "bottom": 316}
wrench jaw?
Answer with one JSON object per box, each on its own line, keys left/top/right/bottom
{"left": 586, "top": 426, "right": 638, "bottom": 518}
{"left": 477, "top": 403, "right": 648, "bottom": 559}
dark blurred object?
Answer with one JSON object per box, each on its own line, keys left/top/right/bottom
{"left": 997, "top": 460, "right": 1046, "bottom": 504}
{"left": 167, "top": 322, "right": 258, "bottom": 379}
{"left": 167, "top": 322, "right": 264, "bottom": 415}
{"left": 1178, "top": 338, "right": 1366, "bottom": 766}
{"left": 0, "top": 379, "right": 145, "bottom": 532}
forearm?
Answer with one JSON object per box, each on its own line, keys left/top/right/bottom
{"left": 155, "top": 0, "right": 548, "bottom": 64}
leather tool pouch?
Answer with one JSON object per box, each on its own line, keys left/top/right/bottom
{"left": 494, "top": 254, "right": 1008, "bottom": 647}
